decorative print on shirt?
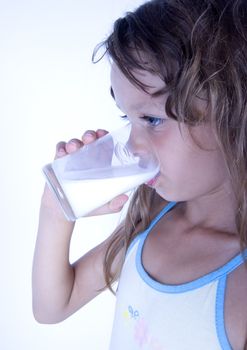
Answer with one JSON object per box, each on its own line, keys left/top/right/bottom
{"left": 122, "top": 305, "right": 166, "bottom": 350}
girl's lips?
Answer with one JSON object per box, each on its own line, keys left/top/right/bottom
{"left": 146, "top": 172, "right": 160, "bottom": 187}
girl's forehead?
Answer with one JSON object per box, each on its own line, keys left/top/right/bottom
{"left": 110, "top": 62, "right": 166, "bottom": 94}
{"left": 111, "top": 69, "right": 166, "bottom": 114}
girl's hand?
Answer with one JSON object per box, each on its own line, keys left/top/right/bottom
{"left": 43, "top": 129, "right": 129, "bottom": 218}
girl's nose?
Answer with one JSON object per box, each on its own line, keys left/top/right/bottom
{"left": 127, "top": 125, "right": 149, "bottom": 156}
{"left": 124, "top": 126, "right": 159, "bottom": 169}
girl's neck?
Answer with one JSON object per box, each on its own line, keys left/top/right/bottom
{"left": 178, "top": 183, "right": 237, "bottom": 235}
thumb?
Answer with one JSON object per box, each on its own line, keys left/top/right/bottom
{"left": 109, "top": 194, "right": 129, "bottom": 212}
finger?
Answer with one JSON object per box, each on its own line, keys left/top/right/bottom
{"left": 81, "top": 130, "right": 97, "bottom": 145}
{"left": 108, "top": 194, "right": 129, "bottom": 212}
{"left": 55, "top": 141, "right": 67, "bottom": 159}
{"left": 65, "top": 138, "right": 83, "bottom": 154}
{"left": 96, "top": 129, "right": 109, "bottom": 138}
{"left": 85, "top": 194, "right": 129, "bottom": 217}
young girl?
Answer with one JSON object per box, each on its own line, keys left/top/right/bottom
{"left": 32, "top": 0, "right": 247, "bottom": 349}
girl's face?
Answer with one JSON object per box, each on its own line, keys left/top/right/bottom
{"left": 110, "top": 63, "right": 230, "bottom": 203}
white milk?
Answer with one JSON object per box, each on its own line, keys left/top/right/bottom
{"left": 60, "top": 170, "right": 157, "bottom": 218}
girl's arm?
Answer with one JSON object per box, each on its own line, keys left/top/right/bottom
{"left": 32, "top": 132, "right": 128, "bottom": 324}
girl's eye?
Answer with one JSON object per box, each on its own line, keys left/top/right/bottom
{"left": 119, "top": 114, "right": 165, "bottom": 128}
{"left": 142, "top": 116, "right": 165, "bottom": 127}
{"left": 119, "top": 115, "right": 130, "bottom": 125}
{"left": 120, "top": 115, "right": 128, "bottom": 120}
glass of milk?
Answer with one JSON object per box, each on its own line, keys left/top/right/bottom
{"left": 42, "top": 123, "right": 159, "bottom": 221}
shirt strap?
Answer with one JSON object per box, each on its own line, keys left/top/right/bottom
{"left": 147, "top": 201, "right": 177, "bottom": 232}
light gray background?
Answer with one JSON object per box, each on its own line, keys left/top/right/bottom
{"left": 0, "top": 0, "right": 145, "bottom": 348}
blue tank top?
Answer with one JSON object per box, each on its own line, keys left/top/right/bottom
{"left": 109, "top": 201, "right": 246, "bottom": 350}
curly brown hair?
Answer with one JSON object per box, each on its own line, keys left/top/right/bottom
{"left": 93, "top": 0, "right": 247, "bottom": 292}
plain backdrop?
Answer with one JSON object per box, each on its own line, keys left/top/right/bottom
{"left": 0, "top": 0, "right": 146, "bottom": 349}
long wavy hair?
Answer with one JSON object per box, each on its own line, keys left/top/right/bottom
{"left": 93, "top": 0, "right": 247, "bottom": 293}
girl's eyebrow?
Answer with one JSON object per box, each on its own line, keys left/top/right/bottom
{"left": 110, "top": 85, "right": 164, "bottom": 112}
{"left": 110, "top": 87, "right": 115, "bottom": 100}
{"left": 111, "top": 85, "right": 165, "bottom": 100}
{"left": 110, "top": 87, "right": 122, "bottom": 110}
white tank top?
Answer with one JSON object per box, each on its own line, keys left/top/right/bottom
{"left": 109, "top": 202, "right": 246, "bottom": 350}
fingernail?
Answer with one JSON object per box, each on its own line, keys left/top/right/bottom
{"left": 112, "top": 197, "right": 127, "bottom": 209}
{"left": 57, "top": 148, "right": 66, "bottom": 154}
{"left": 68, "top": 140, "right": 78, "bottom": 146}
{"left": 84, "top": 132, "right": 94, "bottom": 138}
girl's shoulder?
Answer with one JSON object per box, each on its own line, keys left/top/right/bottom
{"left": 225, "top": 261, "right": 247, "bottom": 350}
